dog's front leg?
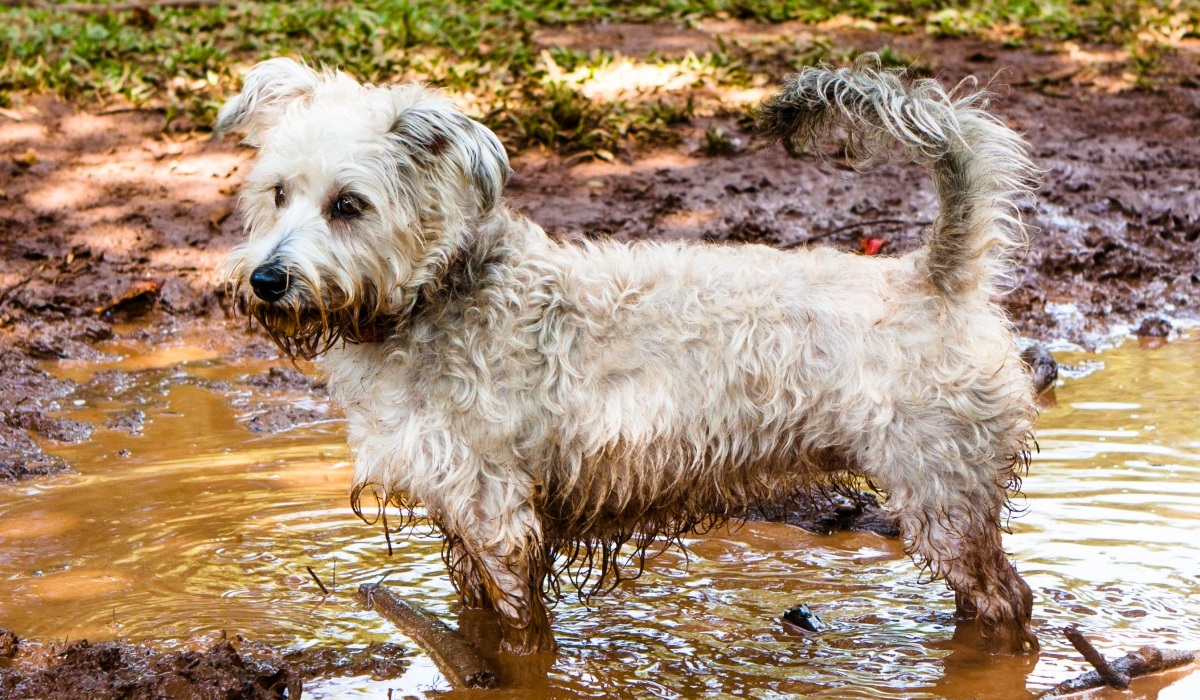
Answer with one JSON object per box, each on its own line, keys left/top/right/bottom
{"left": 450, "top": 509, "right": 556, "bottom": 655}
{"left": 446, "top": 538, "right": 494, "bottom": 611}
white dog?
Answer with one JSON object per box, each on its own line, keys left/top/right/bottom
{"left": 217, "top": 56, "right": 1040, "bottom": 656}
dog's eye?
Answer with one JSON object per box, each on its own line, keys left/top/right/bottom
{"left": 332, "top": 194, "right": 367, "bottom": 220}
{"left": 273, "top": 184, "right": 286, "bottom": 208}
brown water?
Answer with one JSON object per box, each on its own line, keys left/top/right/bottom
{"left": 2, "top": 332, "right": 1198, "bottom": 699}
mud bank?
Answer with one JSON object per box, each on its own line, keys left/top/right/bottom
{"left": 0, "top": 628, "right": 408, "bottom": 700}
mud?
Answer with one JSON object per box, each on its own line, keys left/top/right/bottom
{"left": 744, "top": 489, "right": 900, "bottom": 537}
{"left": 0, "top": 348, "right": 80, "bottom": 479}
{"left": 237, "top": 366, "right": 331, "bottom": 433}
{"left": 0, "top": 629, "right": 409, "bottom": 700}
{"left": 1, "top": 23, "right": 1198, "bottom": 697}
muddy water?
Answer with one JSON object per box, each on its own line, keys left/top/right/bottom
{"left": 1, "top": 333, "right": 1198, "bottom": 698}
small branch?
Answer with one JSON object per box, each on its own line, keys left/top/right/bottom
{"left": 1064, "top": 625, "right": 1129, "bottom": 689}
{"left": 1042, "top": 628, "right": 1197, "bottom": 698}
{"left": 305, "top": 566, "right": 329, "bottom": 596}
{"left": 779, "top": 219, "right": 931, "bottom": 249}
{"left": 97, "top": 106, "right": 166, "bottom": 116}
{"left": 356, "top": 584, "right": 497, "bottom": 689}
{"left": 0, "top": 273, "right": 36, "bottom": 308}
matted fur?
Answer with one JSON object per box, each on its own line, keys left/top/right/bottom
{"left": 218, "top": 55, "right": 1041, "bottom": 655}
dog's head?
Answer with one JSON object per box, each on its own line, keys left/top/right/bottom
{"left": 216, "top": 58, "right": 511, "bottom": 358}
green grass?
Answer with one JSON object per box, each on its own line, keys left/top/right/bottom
{"left": 1, "top": 1, "right": 1196, "bottom": 151}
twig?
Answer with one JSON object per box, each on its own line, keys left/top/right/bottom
{"left": 356, "top": 583, "right": 496, "bottom": 689}
{"left": 1041, "top": 628, "right": 1197, "bottom": 697}
{"left": 779, "top": 219, "right": 931, "bottom": 249}
{"left": 0, "top": 273, "right": 36, "bottom": 308}
{"left": 305, "top": 566, "right": 329, "bottom": 596}
{"left": 97, "top": 106, "right": 166, "bottom": 116}
{"left": 1064, "top": 625, "right": 1129, "bottom": 689}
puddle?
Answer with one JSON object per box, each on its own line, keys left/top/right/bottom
{"left": 1, "top": 333, "right": 1198, "bottom": 698}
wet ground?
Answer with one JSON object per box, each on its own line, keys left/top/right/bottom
{"left": 2, "top": 22, "right": 1200, "bottom": 700}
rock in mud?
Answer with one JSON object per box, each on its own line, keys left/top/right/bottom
{"left": 21, "top": 318, "right": 115, "bottom": 361}
{"left": 1136, "top": 317, "right": 1172, "bottom": 338}
{"left": 0, "top": 424, "right": 71, "bottom": 481}
{"left": 6, "top": 413, "right": 93, "bottom": 443}
{"left": 239, "top": 368, "right": 330, "bottom": 433}
{"left": 782, "top": 604, "right": 828, "bottom": 635}
{"left": 1021, "top": 343, "right": 1059, "bottom": 395}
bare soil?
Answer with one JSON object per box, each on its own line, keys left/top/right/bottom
{"left": 1, "top": 24, "right": 1198, "bottom": 695}
{"left": 0, "top": 628, "right": 409, "bottom": 700}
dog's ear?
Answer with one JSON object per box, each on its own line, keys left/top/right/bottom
{"left": 390, "top": 99, "right": 512, "bottom": 214}
{"left": 215, "top": 58, "right": 321, "bottom": 144}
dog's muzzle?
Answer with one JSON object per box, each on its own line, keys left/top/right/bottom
{"left": 250, "top": 260, "right": 289, "bottom": 302}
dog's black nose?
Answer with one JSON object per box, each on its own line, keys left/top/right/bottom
{"left": 249, "top": 262, "right": 289, "bottom": 302}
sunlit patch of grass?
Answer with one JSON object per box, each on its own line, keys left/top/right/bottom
{"left": 0, "top": 1, "right": 1195, "bottom": 147}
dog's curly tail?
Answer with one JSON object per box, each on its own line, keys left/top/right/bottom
{"left": 758, "top": 55, "right": 1038, "bottom": 297}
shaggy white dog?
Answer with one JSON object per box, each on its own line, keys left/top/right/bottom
{"left": 217, "top": 56, "right": 1040, "bottom": 656}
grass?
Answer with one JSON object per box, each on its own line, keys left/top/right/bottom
{"left": 1, "top": 1, "right": 1196, "bottom": 152}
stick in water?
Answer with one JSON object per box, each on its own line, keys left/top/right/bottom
{"left": 1064, "top": 625, "right": 1130, "bottom": 689}
{"left": 356, "top": 583, "right": 497, "bottom": 689}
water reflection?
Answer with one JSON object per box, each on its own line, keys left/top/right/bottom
{"left": 0, "top": 333, "right": 1196, "bottom": 697}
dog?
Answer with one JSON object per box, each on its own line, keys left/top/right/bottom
{"left": 216, "top": 56, "right": 1040, "bottom": 656}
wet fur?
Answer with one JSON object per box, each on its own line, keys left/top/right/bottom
{"left": 218, "top": 56, "right": 1041, "bottom": 655}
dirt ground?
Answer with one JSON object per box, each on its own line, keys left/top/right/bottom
{"left": 1, "top": 22, "right": 1198, "bottom": 695}
{"left": 0, "top": 628, "right": 409, "bottom": 700}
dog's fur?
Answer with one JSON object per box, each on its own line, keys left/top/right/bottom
{"left": 217, "top": 56, "right": 1040, "bottom": 655}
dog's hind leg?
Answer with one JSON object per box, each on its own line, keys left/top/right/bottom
{"left": 901, "top": 481, "right": 1037, "bottom": 655}
{"left": 861, "top": 419, "right": 1038, "bottom": 654}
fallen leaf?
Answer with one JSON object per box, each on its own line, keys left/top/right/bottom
{"left": 860, "top": 238, "right": 888, "bottom": 255}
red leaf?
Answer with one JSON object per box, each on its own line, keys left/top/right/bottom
{"left": 860, "top": 238, "right": 888, "bottom": 256}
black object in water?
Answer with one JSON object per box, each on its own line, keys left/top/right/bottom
{"left": 782, "top": 604, "right": 827, "bottom": 634}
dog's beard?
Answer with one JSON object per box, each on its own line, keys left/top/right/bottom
{"left": 240, "top": 284, "right": 392, "bottom": 361}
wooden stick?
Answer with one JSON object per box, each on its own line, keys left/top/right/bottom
{"left": 1042, "top": 630, "right": 1197, "bottom": 698}
{"left": 305, "top": 566, "right": 329, "bottom": 596}
{"left": 356, "top": 584, "right": 497, "bottom": 689}
{"left": 1064, "top": 625, "right": 1129, "bottom": 689}
{"left": 778, "top": 219, "right": 931, "bottom": 249}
